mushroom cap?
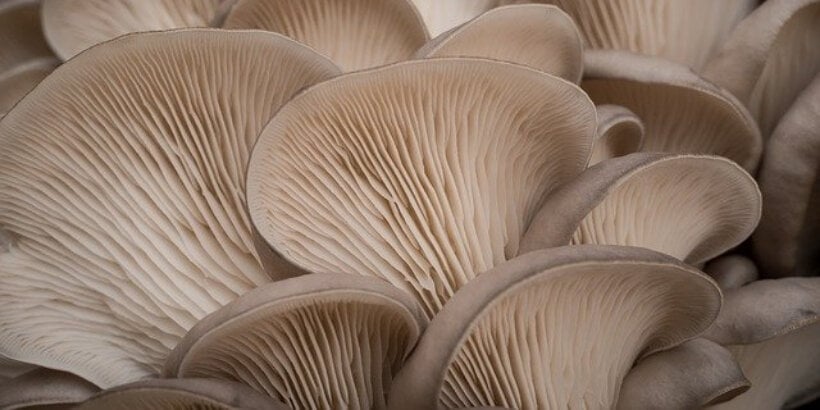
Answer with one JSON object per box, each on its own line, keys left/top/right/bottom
{"left": 589, "top": 104, "right": 644, "bottom": 165}
{"left": 0, "top": 29, "right": 339, "bottom": 388}
{"left": 388, "top": 245, "right": 722, "bottom": 409}
{"left": 416, "top": 4, "right": 583, "bottom": 83}
{"left": 75, "top": 378, "right": 288, "bottom": 410}
{"left": 409, "top": 0, "right": 497, "bottom": 37}
{"left": 704, "top": 255, "right": 759, "bottom": 291}
{"left": 247, "top": 58, "right": 596, "bottom": 316}
{"left": 520, "top": 153, "right": 761, "bottom": 264}
{"left": 702, "top": 0, "right": 820, "bottom": 137}
{"left": 753, "top": 73, "right": 820, "bottom": 277}
{"left": 165, "top": 273, "right": 426, "bottom": 410}
{"left": 42, "top": 0, "right": 223, "bottom": 61}
{"left": 222, "top": 0, "right": 428, "bottom": 71}
{"left": 0, "top": 63, "right": 55, "bottom": 116}
{"left": 582, "top": 50, "right": 762, "bottom": 171}
{"left": 0, "top": 368, "right": 99, "bottom": 410}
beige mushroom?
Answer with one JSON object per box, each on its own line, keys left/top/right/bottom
{"left": 247, "top": 58, "right": 596, "bottom": 316}
{"left": 0, "top": 368, "right": 99, "bottom": 410}
{"left": 0, "top": 29, "right": 339, "bottom": 388}
{"left": 520, "top": 153, "right": 761, "bottom": 264}
{"left": 704, "top": 254, "right": 759, "bottom": 291}
{"left": 222, "top": 0, "right": 428, "bottom": 71}
{"left": 582, "top": 50, "right": 762, "bottom": 171}
{"left": 165, "top": 273, "right": 427, "bottom": 410}
{"left": 409, "top": 0, "right": 497, "bottom": 37}
{"left": 590, "top": 104, "right": 644, "bottom": 165}
{"left": 388, "top": 245, "right": 722, "bottom": 409}
{"left": 415, "top": 4, "right": 583, "bottom": 83}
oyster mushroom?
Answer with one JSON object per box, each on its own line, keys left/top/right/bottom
{"left": 415, "top": 4, "right": 583, "bottom": 83}
{"left": 590, "top": 104, "right": 644, "bottom": 165}
{"left": 222, "top": 0, "right": 428, "bottom": 71}
{"left": 703, "top": 0, "right": 820, "bottom": 137}
{"left": 247, "top": 58, "right": 596, "bottom": 316}
{"left": 704, "top": 255, "right": 759, "bottom": 291}
{"left": 388, "top": 245, "right": 722, "bottom": 409}
{"left": 409, "top": 0, "right": 497, "bottom": 37}
{"left": 521, "top": 153, "right": 761, "bottom": 264}
{"left": 0, "top": 368, "right": 99, "bottom": 410}
{"left": 165, "top": 273, "right": 426, "bottom": 410}
{"left": 582, "top": 50, "right": 762, "bottom": 171}
{"left": 0, "top": 29, "right": 339, "bottom": 388}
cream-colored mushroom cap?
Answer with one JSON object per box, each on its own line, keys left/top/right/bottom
{"left": 165, "top": 273, "right": 427, "bottom": 410}
{"left": 521, "top": 153, "right": 761, "bottom": 264}
{"left": 42, "top": 0, "right": 223, "bottom": 61}
{"left": 583, "top": 50, "right": 762, "bottom": 171}
{"left": 0, "top": 368, "right": 99, "bottom": 410}
{"left": 589, "top": 104, "right": 644, "bottom": 165}
{"left": 247, "top": 58, "right": 596, "bottom": 317}
{"left": 410, "top": 0, "right": 497, "bottom": 37}
{"left": 416, "top": 4, "right": 583, "bottom": 83}
{"left": 222, "top": 0, "right": 428, "bottom": 71}
{"left": 0, "top": 29, "right": 339, "bottom": 388}
{"left": 388, "top": 245, "right": 722, "bottom": 409}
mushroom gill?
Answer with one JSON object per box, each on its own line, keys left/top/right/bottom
{"left": 0, "top": 29, "right": 339, "bottom": 387}
{"left": 247, "top": 58, "right": 596, "bottom": 316}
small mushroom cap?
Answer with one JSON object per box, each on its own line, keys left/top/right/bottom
{"left": 520, "top": 153, "right": 761, "bottom": 264}
{"left": 0, "top": 368, "right": 99, "bottom": 410}
{"left": 410, "top": 0, "right": 497, "bottom": 37}
{"left": 247, "top": 58, "right": 596, "bottom": 316}
{"left": 590, "top": 104, "right": 644, "bottom": 165}
{"left": 223, "top": 0, "right": 428, "bottom": 71}
{"left": 617, "top": 338, "right": 749, "bottom": 410}
{"left": 704, "top": 255, "right": 759, "bottom": 291}
{"left": 165, "top": 273, "right": 426, "bottom": 410}
{"left": 753, "top": 73, "right": 820, "bottom": 277}
{"left": 0, "top": 63, "right": 55, "bottom": 116}
{"left": 583, "top": 50, "right": 762, "bottom": 171}
{"left": 416, "top": 4, "right": 583, "bottom": 83}
{"left": 702, "top": 0, "right": 820, "bottom": 137}
{"left": 75, "top": 378, "right": 287, "bottom": 410}
{"left": 389, "top": 245, "right": 721, "bottom": 409}
{"left": 42, "top": 0, "right": 223, "bottom": 61}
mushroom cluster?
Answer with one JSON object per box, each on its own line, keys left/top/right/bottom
{"left": 0, "top": 0, "right": 818, "bottom": 409}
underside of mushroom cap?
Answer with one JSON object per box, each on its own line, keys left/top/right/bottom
{"left": 388, "top": 245, "right": 722, "bottom": 410}
{"left": 582, "top": 50, "right": 762, "bottom": 171}
{"left": 753, "top": 74, "right": 820, "bottom": 277}
{"left": 75, "top": 378, "right": 288, "bottom": 410}
{"left": 42, "top": 0, "right": 222, "bottom": 61}
{"left": 0, "top": 29, "right": 339, "bottom": 388}
{"left": 590, "top": 104, "right": 644, "bottom": 165}
{"left": 247, "top": 58, "right": 596, "bottom": 317}
{"left": 410, "top": 0, "right": 497, "bottom": 38}
{"left": 416, "top": 4, "right": 583, "bottom": 83}
{"left": 222, "top": 0, "right": 428, "bottom": 71}
{"left": 0, "top": 368, "right": 99, "bottom": 410}
{"left": 165, "top": 273, "right": 426, "bottom": 410}
{"left": 703, "top": 0, "right": 820, "bottom": 138}
{"left": 520, "top": 153, "right": 761, "bottom": 264}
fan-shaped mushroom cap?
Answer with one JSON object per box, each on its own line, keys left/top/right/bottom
{"left": 410, "top": 0, "right": 497, "bottom": 37}
{"left": 582, "top": 50, "right": 762, "bottom": 171}
{"left": 704, "top": 278, "right": 820, "bottom": 410}
{"left": 0, "top": 368, "right": 99, "bottom": 410}
{"left": 165, "top": 273, "right": 426, "bottom": 410}
{"left": 247, "top": 58, "right": 596, "bottom": 316}
{"left": 42, "top": 0, "right": 223, "bottom": 61}
{"left": 415, "top": 5, "right": 583, "bottom": 83}
{"left": 388, "top": 245, "right": 722, "bottom": 409}
{"left": 222, "top": 0, "right": 428, "bottom": 71}
{"left": 703, "top": 0, "right": 820, "bottom": 138}
{"left": 753, "top": 74, "right": 820, "bottom": 277}
{"left": 590, "top": 104, "right": 644, "bottom": 165}
{"left": 617, "top": 338, "right": 749, "bottom": 410}
{"left": 0, "top": 29, "right": 339, "bottom": 388}
{"left": 520, "top": 153, "right": 761, "bottom": 264}
{"left": 75, "top": 378, "right": 287, "bottom": 410}
{"left": 704, "top": 255, "right": 759, "bottom": 291}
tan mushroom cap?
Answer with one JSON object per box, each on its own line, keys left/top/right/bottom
{"left": 247, "top": 58, "right": 596, "bottom": 317}
{"left": 0, "top": 64, "right": 55, "bottom": 116}
{"left": 703, "top": 0, "right": 820, "bottom": 138}
{"left": 165, "top": 273, "right": 426, "bottom": 410}
{"left": 42, "top": 0, "right": 222, "bottom": 61}
{"left": 410, "top": 0, "right": 497, "bottom": 38}
{"left": 0, "top": 29, "right": 339, "bottom": 388}
{"left": 753, "top": 74, "right": 820, "bottom": 277}
{"left": 388, "top": 245, "right": 722, "bottom": 410}
{"left": 0, "top": 368, "right": 99, "bottom": 410}
{"left": 704, "top": 255, "right": 759, "bottom": 291}
{"left": 617, "top": 338, "right": 749, "bottom": 410}
{"left": 222, "top": 0, "right": 428, "bottom": 71}
{"left": 75, "top": 378, "right": 288, "bottom": 410}
{"left": 0, "top": 355, "right": 35, "bottom": 382}
{"left": 416, "top": 4, "right": 583, "bottom": 83}
{"left": 582, "top": 50, "right": 762, "bottom": 171}
{"left": 589, "top": 104, "right": 644, "bottom": 165}
{"left": 520, "top": 153, "right": 761, "bottom": 264}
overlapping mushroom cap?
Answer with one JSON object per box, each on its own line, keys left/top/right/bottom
{"left": 0, "top": 368, "right": 99, "bottom": 409}
{"left": 0, "top": 29, "right": 339, "bottom": 388}
{"left": 590, "top": 104, "right": 644, "bottom": 165}
{"left": 410, "top": 0, "right": 497, "bottom": 37}
{"left": 247, "top": 58, "right": 596, "bottom": 316}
